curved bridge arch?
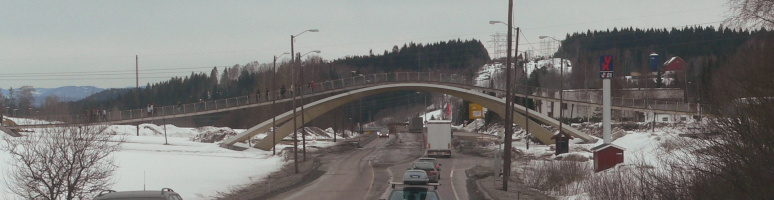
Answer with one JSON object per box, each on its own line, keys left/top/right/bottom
{"left": 221, "top": 83, "right": 594, "bottom": 150}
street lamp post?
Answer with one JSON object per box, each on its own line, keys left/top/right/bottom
{"left": 272, "top": 53, "right": 289, "bottom": 156}
{"left": 290, "top": 29, "right": 318, "bottom": 174}
{"left": 300, "top": 50, "right": 321, "bottom": 162}
{"left": 539, "top": 36, "right": 565, "bottom": 138}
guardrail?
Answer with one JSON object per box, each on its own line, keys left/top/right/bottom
{"left": 15, "top": 72, "right": 707, "bottom": 126}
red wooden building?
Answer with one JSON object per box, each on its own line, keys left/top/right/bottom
{"left": 662, "top": 56, "right": 686, "bottom": 71}
{"left": 591, "top": 144, "right": 626, "bottom": 172}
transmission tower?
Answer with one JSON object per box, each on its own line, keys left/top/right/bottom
{"left": 488, "top": 32, "right": 506, "bottom": 60}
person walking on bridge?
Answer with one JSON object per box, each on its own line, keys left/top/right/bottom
{"left": 265, "top": 89, "right": 269, "bottom": 101}
{"left": 290, "top": 84, "right": 294, "bottom": 97}
{"left": 280, "top": 85, "right": 286, "bottom": 98}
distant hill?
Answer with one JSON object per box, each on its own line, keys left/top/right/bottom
{"left": 2, "top": 86, "right": 105, "bottom": 106}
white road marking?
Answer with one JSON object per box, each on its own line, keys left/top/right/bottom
{"left": 450, "top": 167, "right": 460, "bottom": 200}
{"left": 363, "top": 160, "right": 375, "bottom": 200}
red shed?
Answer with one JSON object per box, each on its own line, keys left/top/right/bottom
{"left": 591, "top": 144, "right": 626, "bottom": 172}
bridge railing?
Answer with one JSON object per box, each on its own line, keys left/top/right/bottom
{"left": 17, "top": 72, "right": 708, "bottom": 126}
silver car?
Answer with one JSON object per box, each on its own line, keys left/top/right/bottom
{"left": 409, "top": 162, "right": 439, "bottom": 183}
{"left": 94, "top": 188, "right": 183, "bottom": 200}
{"left": 402, "top": 169, "right": 429, "bottom": 185}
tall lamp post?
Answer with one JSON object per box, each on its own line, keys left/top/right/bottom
{"left": 291, "top": 29, "right": 318, "bottom": 174}
{"left": 300, "top": 50, "right": 321, "bottom": 162}
{"left": 539, "top": 36, "right": 565, "bottom": 138}
{"left": 272, "top": 52, "right": 289, "bottom": 156}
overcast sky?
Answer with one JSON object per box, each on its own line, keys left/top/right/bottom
{"left": 0, "top": 0, "right": 727, "bottom": 89}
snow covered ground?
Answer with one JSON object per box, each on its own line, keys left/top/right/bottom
{"left": 0, "top": 117, "right": 340, "bottom": 200}
{"left": 459, "top": 117, "right": 696, "bottom": 199}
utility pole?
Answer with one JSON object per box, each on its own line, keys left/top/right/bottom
{"left": 511, "top": 27, "right": 520, "bottom": 142}
{"left": 136, "top": 55, "right": 139, "bottom": 136}
{"left": 273, "top": 55, "right": 277, "bottom": 155}
{"left": 299, "top": 53, "right": 307, "bottom": 162}
{"left": 291, "top": 34, "right": 298, "bottom": 174}
{"left": 524, "top": 51, "right": 530, "bottom": 150}
{"left": 502, "top": 0, "right": 514, "bottom": 191}
{"left": 272, "top": 53, "right": 288, "bottom": 155}
{"left": 357, "top": 98, "right": 363, "bottom": 135}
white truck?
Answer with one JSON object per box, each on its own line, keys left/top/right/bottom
{"left": 426, "top": 120, "right": 452, "bottom": 158}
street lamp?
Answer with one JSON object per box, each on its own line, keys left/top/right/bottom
{"left": 272, "top": 52, "right": 289, "bottom": 156}
{"left": 489, "top": 20, "right": 504, "bottom": 25}
{"left": 299, "top": 50, "right": 321, "bottom": 162}
{"left": 290, "top": 29, "right": 318, "bottom": 174}
{"left": 539, "top": 36, "right": 566, "bottom": 139}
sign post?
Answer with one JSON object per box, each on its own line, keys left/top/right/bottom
{"left": 600, "top": 55, "right": 614, "bottom": 144}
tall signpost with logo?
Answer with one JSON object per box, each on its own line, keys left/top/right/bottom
{"left": 593, "top": 55, "right": 626, "bottom": 172}
{"left": 600, "top": 55, "right": 614, "bottom": 144}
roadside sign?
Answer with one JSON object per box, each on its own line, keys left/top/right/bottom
{"left": 469, "top": 103, "right": 483, "bottom": 119}
{"left": 599, "top": 55, "right": 614, "bottom": 79}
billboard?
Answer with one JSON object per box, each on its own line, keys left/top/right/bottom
{"left": 469, "top": 103, "right": 483, "bottom": 119}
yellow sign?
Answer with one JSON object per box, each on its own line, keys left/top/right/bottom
{"left": 469, "top": 103, "right": 483, "bottom": 119}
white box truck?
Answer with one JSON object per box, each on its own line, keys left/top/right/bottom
{"left": 426, "top": 120, "right": 452, "bottom": 157}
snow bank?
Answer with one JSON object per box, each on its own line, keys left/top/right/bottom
{"left": 0, "top": 121, "right": 289, "bottom": 200}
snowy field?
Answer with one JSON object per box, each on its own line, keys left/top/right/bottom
{"left": 0, "top": 117, "right": 340, "bottom": 200}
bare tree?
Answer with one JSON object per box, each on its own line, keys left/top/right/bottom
{"left": 725, "top": 0, "right": 774, "bottom": 28}
{"left": 1, "top": 126, "right": 125, "bottom": 200}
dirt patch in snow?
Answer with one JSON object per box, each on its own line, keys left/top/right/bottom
{"left": 191, "top": 127, "right": 237, "bottom": 143}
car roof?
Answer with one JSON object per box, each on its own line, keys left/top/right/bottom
{"left": 95, "top": 190, "right": 177, "bottom": 199}
{"left": 412, "top": 162, "right": 435, "bottom": 168}
{"left": 388, "top": 187, "right": 440, "bottom": 200}
{"left": 395, "top": 186, "right": 430, "bottom": 191}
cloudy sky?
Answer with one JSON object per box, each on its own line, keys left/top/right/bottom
{"left": 0, "top": 0, "right": 727, "bottom": 89}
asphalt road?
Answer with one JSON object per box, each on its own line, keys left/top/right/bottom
{"left": 383, "top": 148, "right": 488, "bottom": 200}
{"left": 270, "top": 132, "right": 489, "bottom": 200}
{"left": 269, "top": 136, "right": 389, "bottom": 200}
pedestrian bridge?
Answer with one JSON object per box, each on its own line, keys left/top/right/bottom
{"left": 4, "top": 72, "right": 703, "bottom": 148}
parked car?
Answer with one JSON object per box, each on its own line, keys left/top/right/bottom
{"left": 94, "top": 188, "right": 183, "bottom": 200}
{"left": 409, "top": 161, "right": 439, "bottom": 183}
{"left": 417, "top": 158, "right": 441, "bottom": 173}
{"left": 402, "top": 169, "right": 429, "bottom": 185}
